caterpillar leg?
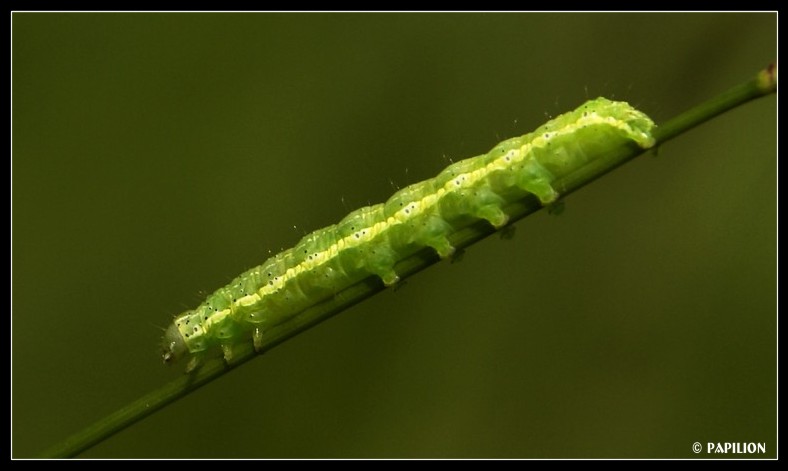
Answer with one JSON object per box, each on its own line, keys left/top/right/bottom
{"left": 185, "top": 354, "right": 203, "bottom": 374}
{"left": 523, "top": 181, "right": 558, "bottom": 205}
{"left": 426, "top": 236, "right": 455, "bottom": 259}
{"left": 416, "top": 216, "right": 455, "bottom": 259}
{"left": 379, "top": 271, "right": 400, "bottom": 287}
{"left": 476, "top": 205, "right": 509, "bottom": 229}
{"left": 221, "top": 344, "right": 234, "bottom": 364}
{"left": 349, "top": 242, "right": 400, "bottom": 287}
{"left": 518, "top": 161, "right": 559, "bottom": 205}
{"left": 465, "top": 186, "right": 509, "bottom": 229}
{"left": 253, "top": 327, "right": 264, "bottom": 352}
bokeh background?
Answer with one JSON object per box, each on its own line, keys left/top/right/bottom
{"left": 12, "top": 13, "right": 776, "bottom": 458}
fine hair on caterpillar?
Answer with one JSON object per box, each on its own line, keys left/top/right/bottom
{"left": 161, "top": 97, "right": 656, "bottom": 373}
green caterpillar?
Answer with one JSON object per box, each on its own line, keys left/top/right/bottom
{"left": 162, "top": 97, "right": 656, "bottom": 372}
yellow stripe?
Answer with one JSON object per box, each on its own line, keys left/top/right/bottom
{"left": 231, "top": 112, "right": 639, "bottom": 311}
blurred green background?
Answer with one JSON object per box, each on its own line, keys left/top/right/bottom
{"left": 12, "top": 13, "right": 776, "bottom": 458}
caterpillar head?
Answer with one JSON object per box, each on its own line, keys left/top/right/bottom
{"left": 161, "top": 322, "right": 187, "bottom": 365}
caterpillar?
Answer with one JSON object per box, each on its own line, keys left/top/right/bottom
{"left": 162, "top": 97, "right": 656, "bottom": 372}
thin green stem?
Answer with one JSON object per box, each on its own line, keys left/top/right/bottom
{"left": 39, "top": 64, "right": 777, "bottom": 458}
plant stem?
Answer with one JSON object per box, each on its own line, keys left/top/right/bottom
{"left": 38, "top": 64, "right": 776, "bottom": 458}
